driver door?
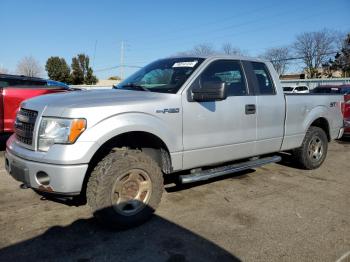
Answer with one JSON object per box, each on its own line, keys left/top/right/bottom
{"left": 182, "top": 59, "right": 257, "bottom": 169}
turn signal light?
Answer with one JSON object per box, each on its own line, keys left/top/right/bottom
{"left": 69, "top": 119, "right": 86, "bottom": 143}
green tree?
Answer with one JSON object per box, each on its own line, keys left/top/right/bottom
{"left": 71, "top": 54, "right": 98, "bottom": 85}
{"left": 45, "top": 56, "right": 71, "bottom": 83}
{"left": 85, "top": 67, "right": 98, "bottom": 85}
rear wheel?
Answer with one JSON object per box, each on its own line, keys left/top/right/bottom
{"left": 293, "top": 126, "right": 328, "bottom": 170}
{"left": 86, "top": 148, "right": 163, "bottom": 229}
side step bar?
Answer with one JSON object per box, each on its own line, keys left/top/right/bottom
{"left": 179, "top": 155, "right": 281, "bottom": 184}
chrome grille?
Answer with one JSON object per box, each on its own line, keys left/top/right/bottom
{"left": 15, "top": 108, "right": 38, "bottom": 146}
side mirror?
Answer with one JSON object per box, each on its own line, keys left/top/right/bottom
{"left": 191, "top": 80, "right": 227, "bottom": 102}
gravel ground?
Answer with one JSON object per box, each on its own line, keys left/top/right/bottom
{"left": 0, "top": 139, "right": 349, "bottom": 262}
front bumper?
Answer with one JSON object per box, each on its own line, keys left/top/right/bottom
{"left": 5, "top": 149, "right": 88, "bottom": 195}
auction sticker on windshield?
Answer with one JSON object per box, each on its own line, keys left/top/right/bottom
{"left": 172, "top": 61, "right": 198, "bottom": 68}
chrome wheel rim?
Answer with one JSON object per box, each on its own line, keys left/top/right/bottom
{"left": 111, "top": 169, "right": 152, "bottom": 216}
{"left": 308, "top": 136, "right": 324, "bottom": 161}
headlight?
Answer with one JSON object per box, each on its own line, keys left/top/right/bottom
{"left": 38, "top": 117, "right": 86, "bottom": 151}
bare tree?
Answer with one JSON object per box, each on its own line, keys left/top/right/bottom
{"left": 222, "top": 42, "right": 243, "bottom": 56}
{"left": 0, "top": 65, "right": 9, "bottom": 74}
{"left": 293, "top": 29, "right": 335, "bottom": 78}
{"left": 261, "top": 47, "right": 290, "bottom": 76}
{"left": 16, "top": 56, "right": 43, "bottom": 77}
{"left": 191, "top": 43, "right": 216, "bottom": 56}
{"left": 175, "top": 42, "right": 247, "bottom": 57}
{"left": 333, "top": 30, "right": 347, "bottom": 50}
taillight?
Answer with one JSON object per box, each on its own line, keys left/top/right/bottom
{"left": 342, "top": 94, "right": 350, "bottom": 117}
{"left": 345, "top": 94, "right": 350, "bottom": 103}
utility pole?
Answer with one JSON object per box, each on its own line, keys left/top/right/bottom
{"left": 120, "top": 41, "right": 124, "bottom": 80}
{"left": 92, "top": 40, "right": 97, "bottom": 69}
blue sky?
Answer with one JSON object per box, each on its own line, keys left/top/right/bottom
{"left": 1, "top": 0, "right": 349, "bottom": 79}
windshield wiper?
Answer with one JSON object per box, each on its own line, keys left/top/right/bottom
{"left": 120, "top": 83, "right": 150, "bottom": 92}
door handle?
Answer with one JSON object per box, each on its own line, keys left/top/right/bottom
{"left": 245, "top": 104, "right": 256, "bottom": 114}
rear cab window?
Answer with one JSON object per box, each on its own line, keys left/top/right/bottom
{"left": 296, "top": 86, "right": 308, "bottom": 91}
{"left": 251, "top": 62, "right": 275, "bottom": 95}
{"left": 242, "top": 61, "right": 276, "bottom": 95}
{"left": 283, "top": 87, "right": 293, "bottom": 92}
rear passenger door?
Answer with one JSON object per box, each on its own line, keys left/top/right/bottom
{"left": 242, "top": 61, "right": 285, "bottom": 154}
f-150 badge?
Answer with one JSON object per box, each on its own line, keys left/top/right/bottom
{"left": 156, "top": 108, "right": 180, "bottom": 114}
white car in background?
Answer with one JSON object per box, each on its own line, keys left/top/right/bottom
{"left": 283, "top": 85, "right": 309, "bottom": 94}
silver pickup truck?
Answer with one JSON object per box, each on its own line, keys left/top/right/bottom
{"left": 5, "top": 55, "right": 344, "bottom": 228}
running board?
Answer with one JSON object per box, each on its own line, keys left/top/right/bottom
{"left": 179, "top": 155, "right": 281, "bottom": 184}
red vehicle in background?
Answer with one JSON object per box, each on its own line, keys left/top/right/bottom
{"left": 0, "top": 74, "right": 71, "bottom": 135}
{"left": 312, "top": 84, "right": 350, "bottom": 136}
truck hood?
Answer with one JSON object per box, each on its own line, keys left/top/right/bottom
{"left": 23, "top": 89, "right": 164, "bottom": 108}
{"left": 21, "top": 89, "right": 174, "bottom": 117}
{"left": 21, "top": 89, "right": 181, "bottom": 129}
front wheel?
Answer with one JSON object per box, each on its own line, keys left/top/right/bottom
{"left": 293, "top": 126, "right": 328, "bottom": 170}
{"left": 86, "top": 148, "right": 164, "bottom": 229}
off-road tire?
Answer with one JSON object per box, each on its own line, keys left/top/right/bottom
{"left": 293, "top": 126, "right": 328, "bottom": 170}
{"left": 86, "top": 148, "right": 163, "bottom": 229}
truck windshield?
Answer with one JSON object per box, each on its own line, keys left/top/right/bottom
{"left": 115, "top": 57, "right": 205, "bottom": 94}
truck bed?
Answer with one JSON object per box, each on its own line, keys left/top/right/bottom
{"left": 282, "top": 93, "right": 344, "bottom": 150}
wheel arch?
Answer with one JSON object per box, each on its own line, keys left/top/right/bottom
{"left": 308, "top": 117, "right": 331, "bottom": 141}
{"left": 89, "top": 131, "right": 172, "bottom": 174}
{"left": 79, "top": 131, "right": 173, "bottom": 202}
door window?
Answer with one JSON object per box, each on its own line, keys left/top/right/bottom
{"left": 200, "top": 60, "right": 248, "bottom": 96}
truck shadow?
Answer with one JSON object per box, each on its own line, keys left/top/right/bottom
{"left": 336, "top": 137, "right": 350, "bottom": 144}
{"left": 0, "top": 207, "right": 241, "bottom": 262}
{"left": 275, "top": 152, "right": 301, "bottom": 169}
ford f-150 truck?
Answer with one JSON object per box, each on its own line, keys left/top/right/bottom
{"left": 5, "top": 55, "right": 344, "bottom": 228}
{"left": 0, "top": 74, "right": 70, "bottom": 135}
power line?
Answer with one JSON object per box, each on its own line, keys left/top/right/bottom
{"left": 124, "top": 2, "right": 285, "bottom": 43}
{"left": 94, "top": 64, "right": 142, "bottom": 73}
{"left": 134, "top": 5, "right": 304, "bottom": 47}
{"left": 127, "top": 6, "right": 337, "bottom": 54}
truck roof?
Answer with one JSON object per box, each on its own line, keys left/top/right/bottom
{"left": 167, "top": 54, "right": 267, "bottom": 63}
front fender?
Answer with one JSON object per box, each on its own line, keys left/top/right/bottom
{"left": 79, "top": 112, "right": 182, "bottom": 154}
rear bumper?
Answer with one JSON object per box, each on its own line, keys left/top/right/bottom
{"left": 4, "top": 149, "right": 88, "bottom": 195}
